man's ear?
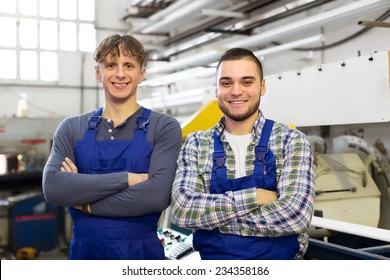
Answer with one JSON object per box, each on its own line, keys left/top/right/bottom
{"left": 95, "top": 64, "right": 101, "bottom": 82}
{"left": 139, "top": 67, "right": 146, "bottom": 83}
{"left": 261, "top": 79, "right": 266, "bottom": 96}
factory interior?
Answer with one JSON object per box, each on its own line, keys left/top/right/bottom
{"left": 0, "top": 0, "right": 390, "bottom": 260}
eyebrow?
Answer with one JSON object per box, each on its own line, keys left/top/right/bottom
{"left": 219, "top": 76, "right": 232, "bottom": 81}
{"left": 241, "top": 76, "right": 256, "bottom": 80}
{"left": 219, "top": 76, "right": 256, "bottom": 81}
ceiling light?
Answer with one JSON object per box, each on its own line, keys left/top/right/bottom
{"left": 285, "top": 0, "right": 317, "bottom": 10}
{"left": 131, "top": 0, "right": 192, "bottom": 32}
{"left": 201, "top": 9, "right": 244, "bottom": 18}
{"left": 142, "top": 34, "right": 324, "bottom": 87}
{"left": 253, "top": 34, "right": 325, "bottom": 56}
{"left": 148, "top": 0, "right": 389, "bottom": 73}
{"left": 141, "top": 67, "right": 215, "bottom": 87}
{"left": 158, "top": 33, "right": 221, "bottom": 58}
{"left": 147, "top": 50, "right": 220, "bottom": 74}
{"left": 139, "top": 88, "right": 209, "bottom": 109}
{"left": 142, "top": 0, "right": 227, "bottom": 33}
{"left": 140, "top": 34, "right": 325, "bottom": 108}
{"left": 226, "top": 0, "right": 390, "bottom": 49}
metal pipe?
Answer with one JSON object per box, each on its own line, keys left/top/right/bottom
{"left": 358, "top": 20, "right": 390, "bottom": 28}
{"left": 308, "top": 228, "right": 333, "bottom": 239}
{"left": 311, "top": 216, "right": 390, "bottom": 243}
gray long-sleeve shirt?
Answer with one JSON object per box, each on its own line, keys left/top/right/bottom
{"left": 42, "top": 106, "right": 182, "bottom": 217}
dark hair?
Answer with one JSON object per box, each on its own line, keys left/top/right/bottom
{"left": 94, "top": 34, "right": 147, "bottom": 67}
{"left": 216, "top": 48, "right": 263, "bottom": 80}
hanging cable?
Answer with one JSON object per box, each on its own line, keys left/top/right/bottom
{"left": 294, "top": 8, "right": 390, "bottom": 51}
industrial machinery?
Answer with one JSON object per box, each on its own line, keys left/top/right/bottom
{"left": 0, "top": 117, "right": 63, "bottom": 259}
{"left": 332, "top": 135, "right": 390, "bottom": 230}
{"left": 305, "top": 135, "right": 390, "bottom": 259}
{"left": 313, "top": 152, "right": 381, "bottom": 227}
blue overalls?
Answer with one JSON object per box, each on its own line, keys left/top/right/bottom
{"left": 193, "top": 120, "right": 299, "bottom": 259}
{"left": 67, "top": 107, "right": 164, "bottom": 260}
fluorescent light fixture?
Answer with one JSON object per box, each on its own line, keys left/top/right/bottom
{"left": 253, "top": 34, "right": 325, "bottom": 56}
{"left": 148, "top": 0, "right": 389, "bottom": 73}
{"left": 132, "top": 0, "right": 192, "bottom": 32}
{"left": 157, "top": 33, "right": 221, "bottom": 58}
{"left": 225, "top": 0, "right": 390, "bottom": 49}
{"left": 144, "top": 35, "right": 324, "bottom": 86}
{"left": 144, "top": 34, "right": 324, "bottom": 86}
{"left": 139, "top": 88, "right": 210, "bottom": 109}
{"left": 142, "top": 0, "right": 222, "bottom": 33}
{"left": 140, "top": 35, "right": 325, "bottom": 107}
{"left": 148, "top": 0, "right": 191, "bottom": 22}
{"left": 141, "top": 67, "right": 215, "bottom": 87}
{"left": 201, "top": 9, "right": 244, "bottom": 18}
{"left": 148, "top": 49, "right": 220, "bottom": 74}
{"left": 204, "top": 34, "right": 325, "bottom": 66}
{"left": 285, "top": 0, "right": 316, "bottom": 10}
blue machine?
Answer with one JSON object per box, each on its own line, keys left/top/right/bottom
{"left": 1, "top": 191, "right": 58, "bottom": 255}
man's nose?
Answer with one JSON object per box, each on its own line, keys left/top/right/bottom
{"left": 116, "top": 65, "right": 125, "bottom": 77}
{"left": 231, "top": 83, "right": 243, "bottom": 95}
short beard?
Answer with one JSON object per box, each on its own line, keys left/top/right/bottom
{"left": 218, "top": 98, "right": 260, "bottom": 122}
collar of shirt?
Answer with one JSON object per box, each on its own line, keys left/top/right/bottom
{"left": 214, "top": 109, "right": 267, "bottom": 147}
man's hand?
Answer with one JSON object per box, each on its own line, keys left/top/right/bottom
{"left": 61, "top": 157, "right": 78, "bottom": 173}
{"left": 256, "top": 189, "right": 277, "bottom": 206}
{"left": 128, "top": 173, "right": 148, "bottom": 187}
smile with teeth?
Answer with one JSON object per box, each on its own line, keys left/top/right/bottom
{"left": 229, "top": 101, "right": 246, "bottom": 104}
{"left": 112, "top": 82, "right": 129, "bottom": 88}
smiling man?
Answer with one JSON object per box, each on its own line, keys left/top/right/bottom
{"left": 42, "top": 34, "right": 182, "bottom": 260}
{"left": 171, "top": 48, "right": 316, "bottom": 260}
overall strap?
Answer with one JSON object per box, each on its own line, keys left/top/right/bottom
{"left": 135, "top": 108, "right": 151, "bottom": 132}
{"left": 253, "top": 119, "right": 274, "bottom": 175}
{"left": 212, "top": 131, "right": 229, "bottom": 186}
{"left": 133, "top": 108, "right": 151, "bottom": 144}
{"left": 133, "top": 107, "right": 151, "bottom": 143}
{"left": 84, "top": 107, "right": 103, "bottom": 142}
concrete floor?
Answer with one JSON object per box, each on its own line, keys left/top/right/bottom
{"left": 35, "top": 247, "right": 68, "bottom": 260}
{"left": 1, "top": 247, "right": 68, "bottom": 260}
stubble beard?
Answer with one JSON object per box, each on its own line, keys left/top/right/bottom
{"left": 218, "top": 98, "right": 260, "bottom": 122}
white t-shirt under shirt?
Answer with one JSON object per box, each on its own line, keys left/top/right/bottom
{"left": 223, "top": 130, "right": 252, "bottom": 178}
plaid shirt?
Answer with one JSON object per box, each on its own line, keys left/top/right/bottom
{"left": 171, "top": 110, "right": 315, "bottom": 259}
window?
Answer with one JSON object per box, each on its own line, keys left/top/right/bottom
{"left": 40, "top": 20, "right": 59, "bottom": 50}
{"left": 39, "top": 0, "right": 57, "bottom": 18}
{"left": 20, "top": 0, "right": 38, "bottom": 16}
{"left": 79, "top": 23, "right": 96, "bottom": 52}
{"left": 0, "top": 50, "right": 17, "bottom": 79}
{"left": 0, "top": 0, "right": 17, "bottom": 14}
{"left": 0, "top": 17, "right": 17, "bottom": 47}
{"left": 20, "top": 51, "right": 38, "bottom": 80}
{"left": 40, "top": 52, "right": 58, "bottom": 81}
{"left": 60, "top": 22, "right": 77, "bottom": 51}
{"left": 20, "top": 19, "right": 38, "bottom": 49}
{"left": 0, "top": 0, "right": 96, "bottom": 81}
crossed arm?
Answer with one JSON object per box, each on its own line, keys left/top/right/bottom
{"left": 42, "top": 115, "right": 182, "bottom": 217}
{"left": 171, "top": 131, "right": 315, "bottom": 236}
{"left": 60, "top": 157, "right": 148, "bottom": 213}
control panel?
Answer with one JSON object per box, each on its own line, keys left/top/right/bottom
{"left": 157, "top": 228, "right": 199, "bottom": 260}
